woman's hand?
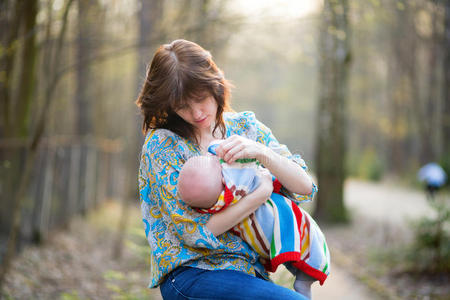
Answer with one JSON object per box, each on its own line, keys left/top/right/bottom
{"left": 215, "top": 135, "right": 267, "bottom": 164}
{"left": 216, "top": 134, "right": 313, "bottom": 195}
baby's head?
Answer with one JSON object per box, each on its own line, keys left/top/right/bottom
{"left": 178, "top": 155, "right": 223, "bottom": 209}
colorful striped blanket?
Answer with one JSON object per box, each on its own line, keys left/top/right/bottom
{"left": 198, "top": 142, "right": 330, "bottom": 284}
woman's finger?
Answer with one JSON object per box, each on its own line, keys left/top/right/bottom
{"left": 218, "top": 138, "right": 241, "bottom": 158}
{"left": 220, "top": 134, "right": 239, "bottom": 148}
{"left": 217, "top": 135, "right": 261, "bottom": 162}
{"left": 223, "top": 143, "right": 245, "bottom": 162}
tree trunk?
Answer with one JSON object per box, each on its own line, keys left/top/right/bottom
{"left": 0, "top": 0, "right": 74, "bottom": 290}
{"left": 13, "top": 0, "right": 38, "bottom": 138}
{"left": 75, "top": 0, "right": 101, "bottom": 215}
{"left": 0, "top": 0, "right": 38, "bottom": 238}
{"left": 314, "top": 0, "right": 351, "bottom": 223}
{"left": 0, "top": 0, "right": 21, "bottom": 234}
{"left": 442, "top": 0, "right": 450, "bottom": 175}
{"left": 113, "top": 0, "right": 162, "bottom": 259}
{"left": 424, "top": 18, "right": 439, "bottom": 163}
{"left": 0, "top": 0, "right": 22, "bottom": 137}
{"left": 0, "top": 0, "right": 38, "bottom": 289}
{"left": 385, "top": 3, "right": 414, "bottom": 174}
{"left": 0, "top": 0, "right": 38, "bottom": 248}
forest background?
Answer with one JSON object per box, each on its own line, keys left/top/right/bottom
{"left": 0, "top": 0, "right": 449, "bottom": 298}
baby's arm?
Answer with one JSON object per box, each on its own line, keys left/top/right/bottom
{"left": 206, "top": 168, "right": 273, "bottom": 236}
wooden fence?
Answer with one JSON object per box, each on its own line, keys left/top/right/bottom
{"left": 0, "top": 136, "right": 124, "bottom": 251}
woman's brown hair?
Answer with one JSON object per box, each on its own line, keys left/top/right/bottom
{"left": 135, "top": 39, "right": 232, "bottom": 143}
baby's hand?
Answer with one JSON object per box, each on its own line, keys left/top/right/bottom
{"left": 257, "top": 168, "right": 273, "bottom": 198}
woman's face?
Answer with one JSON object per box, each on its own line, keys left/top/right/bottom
{"left": 175, "top": 94, "right": 218, "bottom": 131}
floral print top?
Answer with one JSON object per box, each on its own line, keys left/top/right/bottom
{"left": 138, "top": 111, "right": 317, "bottom": 288}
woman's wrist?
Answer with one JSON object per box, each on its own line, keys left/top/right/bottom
{"left": 256, "top": 145, "right": 314, "bottom": 195}
{"left": 255, "top": 144, "right": 277, "bottom": 168}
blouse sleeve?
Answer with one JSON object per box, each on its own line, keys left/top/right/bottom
{"left": 140, "top": 130, "right": 223, "bottom": 249}
{"left": 242, "top": 111, "right": 318, "bottom": 204}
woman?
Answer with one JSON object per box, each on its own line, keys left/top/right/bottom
{"left": 136, "top": 39, "right": 316, "bottom": 300}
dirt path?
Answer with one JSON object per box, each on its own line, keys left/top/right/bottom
{"left": 318, "top": 179, "right": 449, "bottom": 299}
{"left": 312, "top": 266, "right": 378, "bottom": 300}
{"left": 295, "top": 179, "right": 446, "bottom": 300}
{"left": 3, "top": 180, "right": 446, "bottom": 299}
{"left": 344, "top": 179, "right": 434, "bottom": 225}
{"left": 270, "top": 263, "right": 380, "bottom": 300}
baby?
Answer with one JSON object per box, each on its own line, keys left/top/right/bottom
{"left": 177, "top": 155, "right": 224, "bottom": 210}
{"left": 177, "top": 141, "right": 330, "bottom": 299}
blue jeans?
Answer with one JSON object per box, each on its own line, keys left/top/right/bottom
{"left": 160, "top": 266, "right": 308, "bottom": 300}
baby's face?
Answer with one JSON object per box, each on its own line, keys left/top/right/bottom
{"left": 178, "top": 155, "right": 223, "bottom": 208}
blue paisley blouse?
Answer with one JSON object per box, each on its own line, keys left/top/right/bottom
{"left": 138, "top": 111, "right": 317, "bottom": 288}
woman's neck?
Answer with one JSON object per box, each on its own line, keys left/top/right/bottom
{"left": 197, "top": 134, "right": 213, "bottom": 154}
{"left": 196, "top": 125, "right": 220, "bottom": 154}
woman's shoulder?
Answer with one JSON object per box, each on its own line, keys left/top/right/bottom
{"left": 145, "top": 128, "right": 179, "bottom": 141}
{"left": 224, "top": 110, "right": 274, "bottom": 143}
{"left": 141, "top": 128, "right": 186, "bottom": 156}
{"left": 224, "top": 110, "right": 257, "bottom": 122}
{"left": 223, "top": 111, "right": 259, "bottom": 133}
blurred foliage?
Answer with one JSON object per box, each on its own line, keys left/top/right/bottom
{"left": 1, "top": 0, "right": 447, "bottom": 195}
{"left": 126, "top": 226, "right": 150, "bottom": 261}
{"left": 226, "top": 0, "right": 448, "bottom": 184}
{"left": 407, "top": 200, "right": 450, "bottom": 273}
{"left": 102, "top": 215, "right": 153, "bottom": 300}
{"left": 440, "top": 156, "right": 450, "bottom": 189}
{"left": 89, "top": 202, "right": 153, "bottom": 299}
{"left": 376, "top": 198, "right": 450, "bottom": 275}
{"left": 347, "top": 147, "right": 384, "bottom": 181}
{"left": 61, "top": 291, "right": 83, "bottom": 300}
